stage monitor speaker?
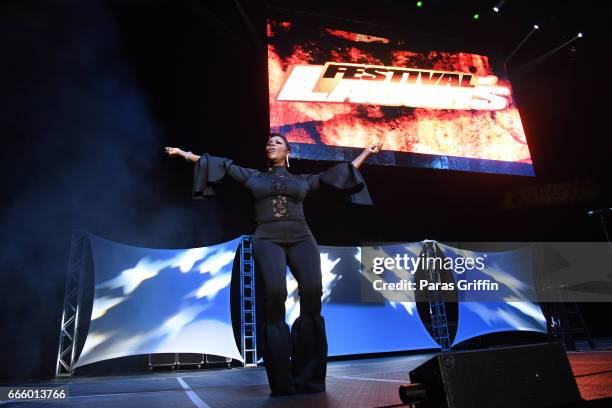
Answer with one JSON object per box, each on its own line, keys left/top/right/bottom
{"left": 404, "top": 342, "right": 582, "bottom": 408}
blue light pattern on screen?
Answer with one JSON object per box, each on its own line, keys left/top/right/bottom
{"left": 285, "top": 244, "right": 441, "bottom": 356}
{"left": 76, "top": 234, "right": 547, "bottom": 366}
{"left": 437, "top": 243, "right": 547, "bottom": 347}
{"left": 75, "top": 233, "right": 243, "bottom": 367}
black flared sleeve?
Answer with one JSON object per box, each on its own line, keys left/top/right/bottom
{"left": 192, "top": 153, "right": 258, "bottom": 198}
{"left": 305, "top": 162, "right": 373, "bottom": 205}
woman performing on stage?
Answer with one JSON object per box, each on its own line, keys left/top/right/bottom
{"left": 165, "top": 134, "right": 381, "bottom": 396}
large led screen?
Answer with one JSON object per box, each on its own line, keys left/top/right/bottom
{"left": 268, "top": 9, "right": 534, "bottom": 175}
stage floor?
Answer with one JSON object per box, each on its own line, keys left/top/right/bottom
{"left": 4, "top": 349, "right": 612, "bottom": 407}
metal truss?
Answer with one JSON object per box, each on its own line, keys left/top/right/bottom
{"left": 424, "top": 240, "right": 451, "bottom": 351}
{"left": 240, "top": 235, "right": 258, "bottom": 367}
{"left": 55, "top": 230, "right": 89, "bottom": 377}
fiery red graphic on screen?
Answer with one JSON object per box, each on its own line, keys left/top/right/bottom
{"left": 267, "top": 20, "right": 532, "bottom": 164}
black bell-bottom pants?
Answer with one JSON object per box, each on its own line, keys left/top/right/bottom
{"left": 253, "top": 234, "right": 328, "bottom": 396}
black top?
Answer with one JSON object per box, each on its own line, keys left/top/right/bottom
{"left": 192, "top": 154, "right": 372, "bottom": 226}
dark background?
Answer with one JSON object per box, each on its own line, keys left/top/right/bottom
{"left": 0, "top": 0, "right": 610, "bottom": 382}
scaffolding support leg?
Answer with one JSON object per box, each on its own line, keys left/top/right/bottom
{"left": 55, "top": 230, "right": 88, "bottom": 377}
{"left": 240, "top": 235, "right": 258, "bottom": 367}
{"left": 425, "top": 240, "right": 451, "bottom": 351}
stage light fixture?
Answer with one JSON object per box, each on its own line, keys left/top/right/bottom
{"left": 577, "top": 32, "right": 583, "bottom": 38}
{"left": 473, "top": 13, "right": 479, "bottom": 20}
{"left": 534, "top": 24, "right": 539, "bottom": 29}
{"left": 416, "top": 1, "right": 423, "bottom": 7}
{"left": 493, "top": 0, "right": 508, "bottom": 14}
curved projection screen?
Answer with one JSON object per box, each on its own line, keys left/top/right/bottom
{"left": 267, "top": 9, "right": 534, "bottom": 175}
{"left": 437, "top": 243, "right": 547, "bottom": 346}
{"left": 74, "top": 234, "right": 548, "bottom": 367}
{"left": 286, "top": 244, "right": 441, "bottom": 356}
{"left": 75, "top": 233, "right": 243, "bottom": 368}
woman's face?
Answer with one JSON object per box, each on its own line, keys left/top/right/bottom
{"left": 265, "top": 136, "right": 289, "bottom": 162}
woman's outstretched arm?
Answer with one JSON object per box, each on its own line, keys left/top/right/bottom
{"left": 165, "top": 147, "right": 200, "bottom": 162}
{"left": 165, "top": 147, "right": 258, "bottom": 193}
{"left": 352, "top": 141, "right": 383, "bottom": 169}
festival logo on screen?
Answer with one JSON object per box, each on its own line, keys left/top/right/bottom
{"left": 267, "top": 15, "right": 534, "bottom": 175}
{"left": 278, "top": 62, "right": 510, "bottom": 111}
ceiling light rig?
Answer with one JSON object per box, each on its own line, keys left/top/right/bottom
{"left": 510, "top": 33, "right": 585, "bottom": 75}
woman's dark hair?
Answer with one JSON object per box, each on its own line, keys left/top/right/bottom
{"left": 269, "top": 132, "right": 292, "bottom": 152}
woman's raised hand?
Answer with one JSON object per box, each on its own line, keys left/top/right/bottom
{"left": 164, "top": 147, "right": 185, "bottom": 157}
{"left": 165, "top": 147, "right": 200, "bottom": 162}
{"left": 367, "top": 141, "right": 383, "bottom": 154}
{"left": 353, "top": 140, "right": 383, "bottom": 169}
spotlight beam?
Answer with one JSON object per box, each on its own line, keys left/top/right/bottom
{"left": 509, "top": 35, "right": 581, "bottom": 76}
{"left": 232, "top": 0, "right": 265, "bottom": 51}
{"left": 504, "top": 26, "right": 538, "bottom": 64}
{"left": 188, "top": 0, "right": 258, "bottom": 58}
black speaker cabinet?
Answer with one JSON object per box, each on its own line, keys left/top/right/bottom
{"left": 407, "top": 342, "right": 582, "bottom": 408}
